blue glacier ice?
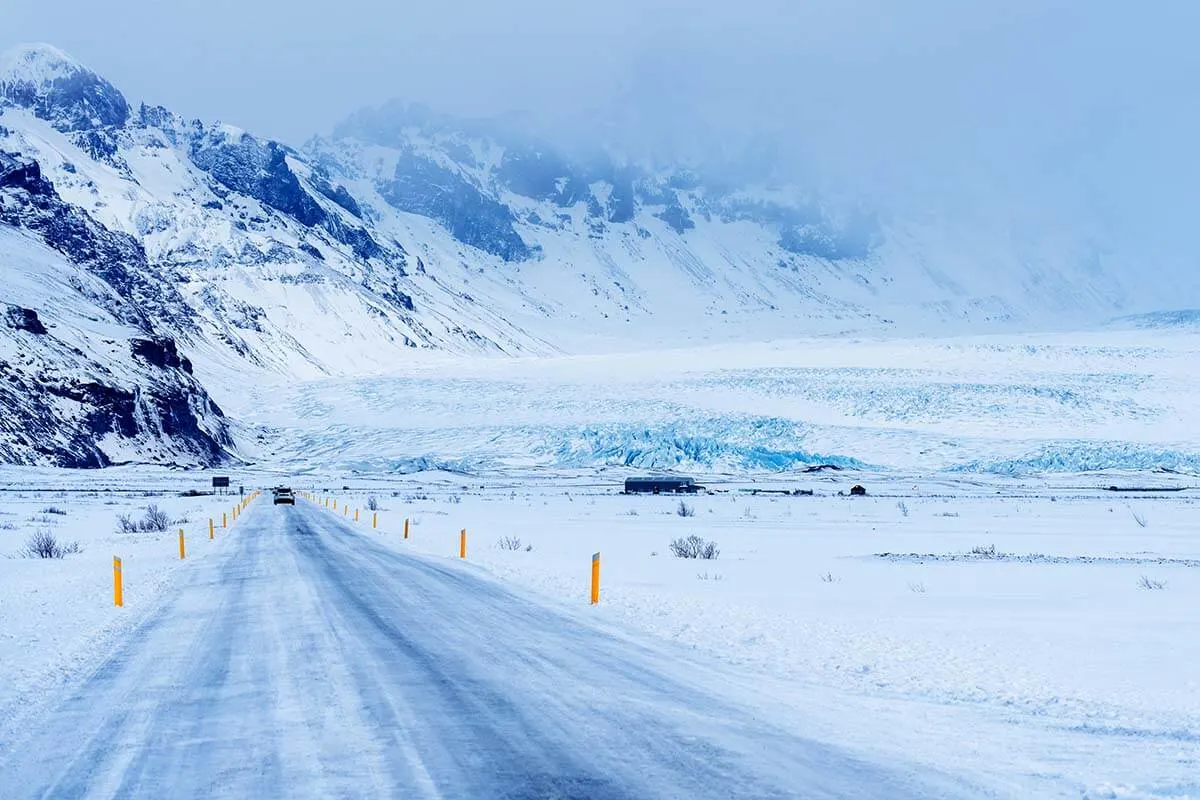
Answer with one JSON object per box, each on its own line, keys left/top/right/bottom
{"left": 952, "top": 442, "right": 1200, "bottom": 476}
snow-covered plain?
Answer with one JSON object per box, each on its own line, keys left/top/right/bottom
{"left": 1, "top": 466, "right": 1196, "bottom": 798}
{"left": 0, "top": 469, "right": 253, "bottom": 744}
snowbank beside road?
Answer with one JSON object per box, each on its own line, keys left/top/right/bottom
{"left": 0, "top": 470, "right": 254, "bottom": 745}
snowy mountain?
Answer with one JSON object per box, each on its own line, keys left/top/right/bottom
{"left": 0, "top": 44, "right": 560, "bottom": 465}
{"left": 305, "top": 101, "right": 1147, "bottom": 341}
{"left": 0, "top": 43, "right": 1186, "bottom": 467}
{"left": 0, "top": 154, "right": 231, "bottom": 467}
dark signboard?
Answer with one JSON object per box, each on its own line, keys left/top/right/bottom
{"left": 212, "top": 476, "right": 230, "bottom": 488}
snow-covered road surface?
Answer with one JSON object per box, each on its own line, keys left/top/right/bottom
{"left": 0, "top": 500, "right": 975, "bottom": 799}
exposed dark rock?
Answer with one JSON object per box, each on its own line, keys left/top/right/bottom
{"left": 383, "top": 284, "right": 415, "bottom": 312}
{"left": 0, "top": 150, "right": 196, "bottom": 333}
{"left": 189, "top": 132, "right": 326, "bottom": 227}
{"left": 130, "top": 336, "right": 188, "bottom": 371}
{"left": 4, "top": 305, "right": 48, "bottom": 334}
{"left": 299, "top": 241, "right": 324, "bottom": 260}
{"left": 497, "top": 144, "right": 589, "bottom": 207}
{"left": 309, "top": 170, "right": 362, "bottom": 218}
{"left": 605, "top": 171, "right": 637, "bottom": 224}
{"left": 378, "top": 154, "right": 533, "bottom": 262}
{"left": 0, "top": 340, "right": 231, "bottom": 468}
{"left": 323, "top": 214, "right": 383, "bottom": 261}
{"left": 656, "top": 201, "right": 695, "bottom": 234}
{"left": 136, "top": 103, "right": 176, "bottom": 135}
{"left": 0, "top": 152, "right": 51, "bottom": 194}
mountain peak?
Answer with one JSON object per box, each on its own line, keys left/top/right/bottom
{"left": 0, "top": 43, "right": 129, "bottom": 131}
{"left": 0, "top": 43, "right": 89, "bottom": 86}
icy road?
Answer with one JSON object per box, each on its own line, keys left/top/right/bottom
{"left": 0, "top": 502, "right": 976, "bottom": 799}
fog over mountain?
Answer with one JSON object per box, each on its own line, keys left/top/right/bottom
{"left": 6, "top": 1, "right": 1199, "bottom": 244}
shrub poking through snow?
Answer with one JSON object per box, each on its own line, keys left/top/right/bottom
{"left": 676, "top": 500, "right": 695, "bottom": 518}
{"left": 908, "top": 581, "right": 927, "bottom": 594}
{"left": 41, "top": 506, "right": 67, "bottom": 516}
{"left": 1137, "top": 575, "right": 1167, "bottom": 590}
{"left": 820, "top": 571, "right": 837, "bottom": 583}
{"left": 896, "top": 501, "right": 909, "bottom": 518}
{"left": 1130, "top": 508, "right": 1148, "bottom": 528}
{"left": 669, "top": 535, "right": 720, "bottom": 559}
{"left": 696, "top": 572, "right": 723, "bottom": 581}
{"left": 970, "top": 544, "right": 998, "bottom": 558}
{"left": 22, "top": 530, "right": 82, "bottom": 559}
{"left": 142, "top": 504, "right": 171, "bottom": 531}
{"left": 367, "top": 496, "right": 379, "bottom": 511}
{"left": 496, "top": 536, "right": 523, "bottom": 551}
{"left": 117, "top": 504, "right": 172, "bottom": 533}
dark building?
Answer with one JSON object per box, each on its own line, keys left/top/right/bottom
{"left": 624, "top": 477, "right": 700, "bottom": 495}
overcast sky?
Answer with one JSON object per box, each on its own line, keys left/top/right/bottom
{"left": 5, "top": 0, "right": 1200, "bottom": 257}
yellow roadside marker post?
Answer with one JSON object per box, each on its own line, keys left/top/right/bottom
{"left": 459, "top": 528, "right": 467, "bottom": 559}
{"left": 113, "top": 557, "right": 123, "bottom": 607}
{"left": 372, "top": 512, "right": 377, "bottom": 530}
{"left": 404, "top": 518, "right": 409, "bottom": 539}
{"left": 223, "top": 512, "right": 227, "bottom": 529}
{"left": 178, "top": 529, "right": 186, "bottom": 560}
{"left": 209, "top": 518, "right": 214, "bottom": 540}
{"left": 591, "top": 552, "right": 601, "bottom": 605}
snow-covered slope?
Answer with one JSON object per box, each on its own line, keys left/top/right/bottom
{"left": 0, "top": 157, "right": 231, "bottom": 467}
{"left": 305, "top": 101, "right": 1152, "bottom": 344}
{"left": 1, "top": 44, "right": 554, "bottom": 382}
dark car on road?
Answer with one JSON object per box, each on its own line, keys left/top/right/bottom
{"left": 273, "top": 487, "right": 295, "bottom": 505}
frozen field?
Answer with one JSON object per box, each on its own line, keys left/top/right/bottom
{"left": 1, "top": 465, "right": 1196, "bottom": 798}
